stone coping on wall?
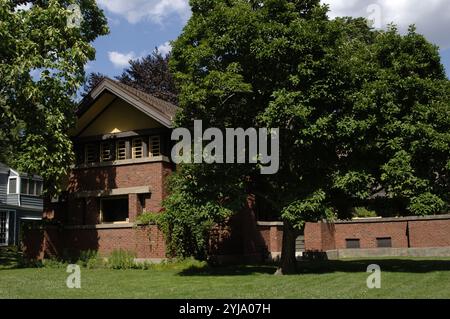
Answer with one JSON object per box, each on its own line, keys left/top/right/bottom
{"left": 256, "top": 214, "right": 450, "bottom": 226}
{"left": 73, "top": 155, "right": 171, "bottom": 170}
{"left": 324, "top": 247, "right": 450, "bottom": 259}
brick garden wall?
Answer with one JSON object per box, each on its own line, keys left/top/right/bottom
{"left": 22, "top": 224, "right": 166, "bottom": 260}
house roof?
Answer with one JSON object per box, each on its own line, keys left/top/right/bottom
{"left": 76, "top": 78, "right": 177, "bottom": 130}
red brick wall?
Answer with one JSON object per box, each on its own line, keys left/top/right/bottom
{"left": 58, "top": 161, "right": 175, "bottom": 225}
{"left": 23, "top": 225, "right": 166, "bottom": 259}
{"left": 409, "top": 220, "right": 450, "bottom": 247}
{"left": 333, "top": 222, "right": 408, "bottom": 249}
{"left": 304, "top": 217, "right": 450, "bottom": 252}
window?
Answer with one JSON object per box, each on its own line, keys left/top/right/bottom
{"left": 116, "top": 140, "right": 127, "bottom": 160}
{"left": 29, "top": 180, "right": 35, "bottom": 196}
{"left": 100, "top": 142, "right": 114, "bottom": 162}
{"left": 132, "top": 138, "right": 144, "bottom": 159}
{"left": 21, "top": 178, "right": 29, "bottom": 194}
{"left": 377, "top": 237, "right": 392, "bottom": 248}
{"left": 149, "top": 136, "right": 161, "bottom": 157}
{"left": 346, "top": 238, "right": 360, "bottom": 249}
{"left": 8, "top": 178, "right": 17, "bottom": 194}
{"left": 0, "top": 211, "right": 9, "bottom": 246}
{"left": 101, "top": 197, "right": 129, "bottom": 223}
{"left": 36, "top": 181, "right": 43, "bottom": 196}
{"left": 85, "top": 144, "right": 97, "bottom": 163}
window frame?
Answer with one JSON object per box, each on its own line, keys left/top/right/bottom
{"left": 100, "top": 141, "right": 114, "bottom": 162}
{"left": 100, "top": 196, "right": 129, "bottom": 224}
{"left": 376, "top": 237, "right": 392, "bottom": 248}
{"left": 85, "top": 143, "right": 97, "bottom": 164}
{"left": 7, "top": 177, "right": 18, "bottom": 195}
{"left": 149, "top": 135, "right": 161, "bottom": 158}
{"left": 116, "top": 140, "right": 127, "bottom": 160}
{"left": 345, "top": 238, "right": 361, "bottom": 249}
{"left": 132, "top": 137, "right": 144, "bottom": 159}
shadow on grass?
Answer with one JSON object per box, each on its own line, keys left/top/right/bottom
{"left": 178, "top": 259, "right": 450, "bottom": 276}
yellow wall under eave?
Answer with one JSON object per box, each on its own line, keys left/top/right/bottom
{"left": 79, "top": 99, "right": 163, "bottom": 137}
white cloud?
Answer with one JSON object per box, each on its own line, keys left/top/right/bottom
{"left": 322, "top": 0, "right": 450, "bottom": 48}
{"left": 157, "top": 42, "right": 172, "bottom": 56}
{"left": 14, "top": 2, "right": 33, "bottom": 12}
{"left": 97, "top": 0, "right": 190, "bottom": 25}
{"left": 108, "top": 51, "right": 136, "bottom": 68}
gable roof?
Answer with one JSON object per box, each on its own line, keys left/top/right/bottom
{"left": 77, "top": 78, "right": 177, "bottom": 130}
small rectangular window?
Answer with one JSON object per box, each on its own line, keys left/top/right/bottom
{"left": 132, "top": 138, "right": 144, "bottom": 159}
{"left": 85, "top": 144, "right": 97, "bottom": 163}
{"left": 116, "top": 140, "right": 127, "bottom": 160}
{"left": 101, "top": 197, "right": 129, "bottom": 223}
{"left": 149, "top": 136, "right": 161, "bottom": 157}
{"left": 29, "top": 180, "right": 35, "bottom": 195}
{"left": 21, "top": 178, "right": 29, "bottom": 194}
{"left": 36, "top": 181, "right": 43, "bottom": 196}
{"left": 100, "top": 142, "right": 114, "bottom": 162}
{"left": 8, "top": 178, "right": 17, "bottom": 194}
{"left": 377, "top": 237, "right": 392, "bottom": 248}
{"left": 346, "top": 238, "right": 360, "bottom": 249}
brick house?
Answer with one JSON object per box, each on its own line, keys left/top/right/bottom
{"left": 25, "top": 78, "right": 175, "bottom": 260}
{"left": 23, "top": 78, "right": 450, "bottom": 261}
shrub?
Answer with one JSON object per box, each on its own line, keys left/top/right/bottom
{"left": 107, "top": 249, "right": 136, "bottom": 269}
{"left": 77, "top": 250, "right": 104, "bottom": 269}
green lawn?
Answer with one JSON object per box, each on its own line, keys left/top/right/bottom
{"left": 1, "top": 256, "right": 450, "bottom": 298}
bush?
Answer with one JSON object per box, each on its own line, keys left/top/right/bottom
{"left": 77, "top": 250, "right": 105, "bottom": 269}
{"left": 107, "top": 249, "right": 136, "bottom": 269}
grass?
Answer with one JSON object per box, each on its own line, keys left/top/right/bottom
{"left": 1, "top": 251, "right": 450, "bottom": 299}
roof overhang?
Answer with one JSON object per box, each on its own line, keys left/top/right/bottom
{"left": 72, "top": 79, "right": 175, "bottom": 137}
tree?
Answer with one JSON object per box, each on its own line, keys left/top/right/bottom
{"left": 83, "top": 50, "right": 178, "bottom": 104}
{"left": 168, "top": 0, "right": 450, "bottom": 274}
{"left": 0, "top": 0, "right": 108, "bottom": 194}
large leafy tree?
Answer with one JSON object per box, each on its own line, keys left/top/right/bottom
{"left": 83, "top": 51, "right": 178, "bottom": 105}
{"left": 0, "top": 0, "right": 108, "bottom": 194}
{"left": 168, "top": 0, "right": 450, "bottom": 273}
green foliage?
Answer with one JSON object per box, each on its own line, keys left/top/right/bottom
{"left": 159, "top": 164, "right": 245, "bottom": 260}
{"left": 107, "top": 249, "right": 136, "bottom": 270}
{"left": 168, "top": 0, "right": 450, "bottom": 265}
{"left": 353, "top": 207, "right": 378, "bottom": 218}
{"left": 77, "top": 250, "right": 104, "bottom": 269}
{"left": 0, "top": 0, "right": 108, "bottom": 195}
{"left": 135, "top": 212, "right": 161, "bottom": 225}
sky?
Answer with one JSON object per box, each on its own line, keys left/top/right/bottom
{"left": 89, "top": 0, "right": 450, "bottom": 79}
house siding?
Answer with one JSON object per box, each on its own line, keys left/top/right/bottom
{"left": 20, "top": 195, "right": 44, "bottom": 211}
{"left": 0, "top": 173, "right": 7, "bottom": 203}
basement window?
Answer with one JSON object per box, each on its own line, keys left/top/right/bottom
{"left": 346, "top": 238, "right": 360, "bottom": 249}
{"left": 377, "top": 237, "right": 392, "bottom": 248}
{"left": 100, "top": 197, "right": 129, "bottom": 223}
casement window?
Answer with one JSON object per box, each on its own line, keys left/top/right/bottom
{"left": 19, "top": 178, "right": 43, "bottom": 196}
{"left": 149, "top": 136, "right": 161, "bottom": 157}
{"left": 0, "top": 211, "right": 9, "bottom": 246}
{"left": 345, "top": 238, "right": 360, "bottom": 249}
{"left": 85, "top": 144, "right": 97, "bottom": 163}
{"left": 376, "top": 237, "right": 392, "bottom": 248}
{"left": 35, "top": 181, "right": 43, "bottom": 196}
{"left": 100, "top": 197, "right": 129, "bottom": 223}
{"left": 21, "top": 178, "right": 29, "bottom": 195}
{"left": 132, "top": 138, "right": 144, "bottom": 159}
{"left": 116, "top": 140, "right": 127, "bottom": 160}
{"left": 100, "top": 142, "right": 114, "bottom": 162}
{"left": 7, "top": 178, "right": 17, "bottom": 194}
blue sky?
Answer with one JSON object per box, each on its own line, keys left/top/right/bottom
{"left": 90, "top": 0, "right": 450, "bottom": 79}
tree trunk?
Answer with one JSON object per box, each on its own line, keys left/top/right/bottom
{"left": 275, "top": 220, "right": 298, "bottom": 275}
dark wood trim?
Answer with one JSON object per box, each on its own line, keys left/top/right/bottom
{"left": 73, "top": 127, "right": 168, "bottom": 143}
